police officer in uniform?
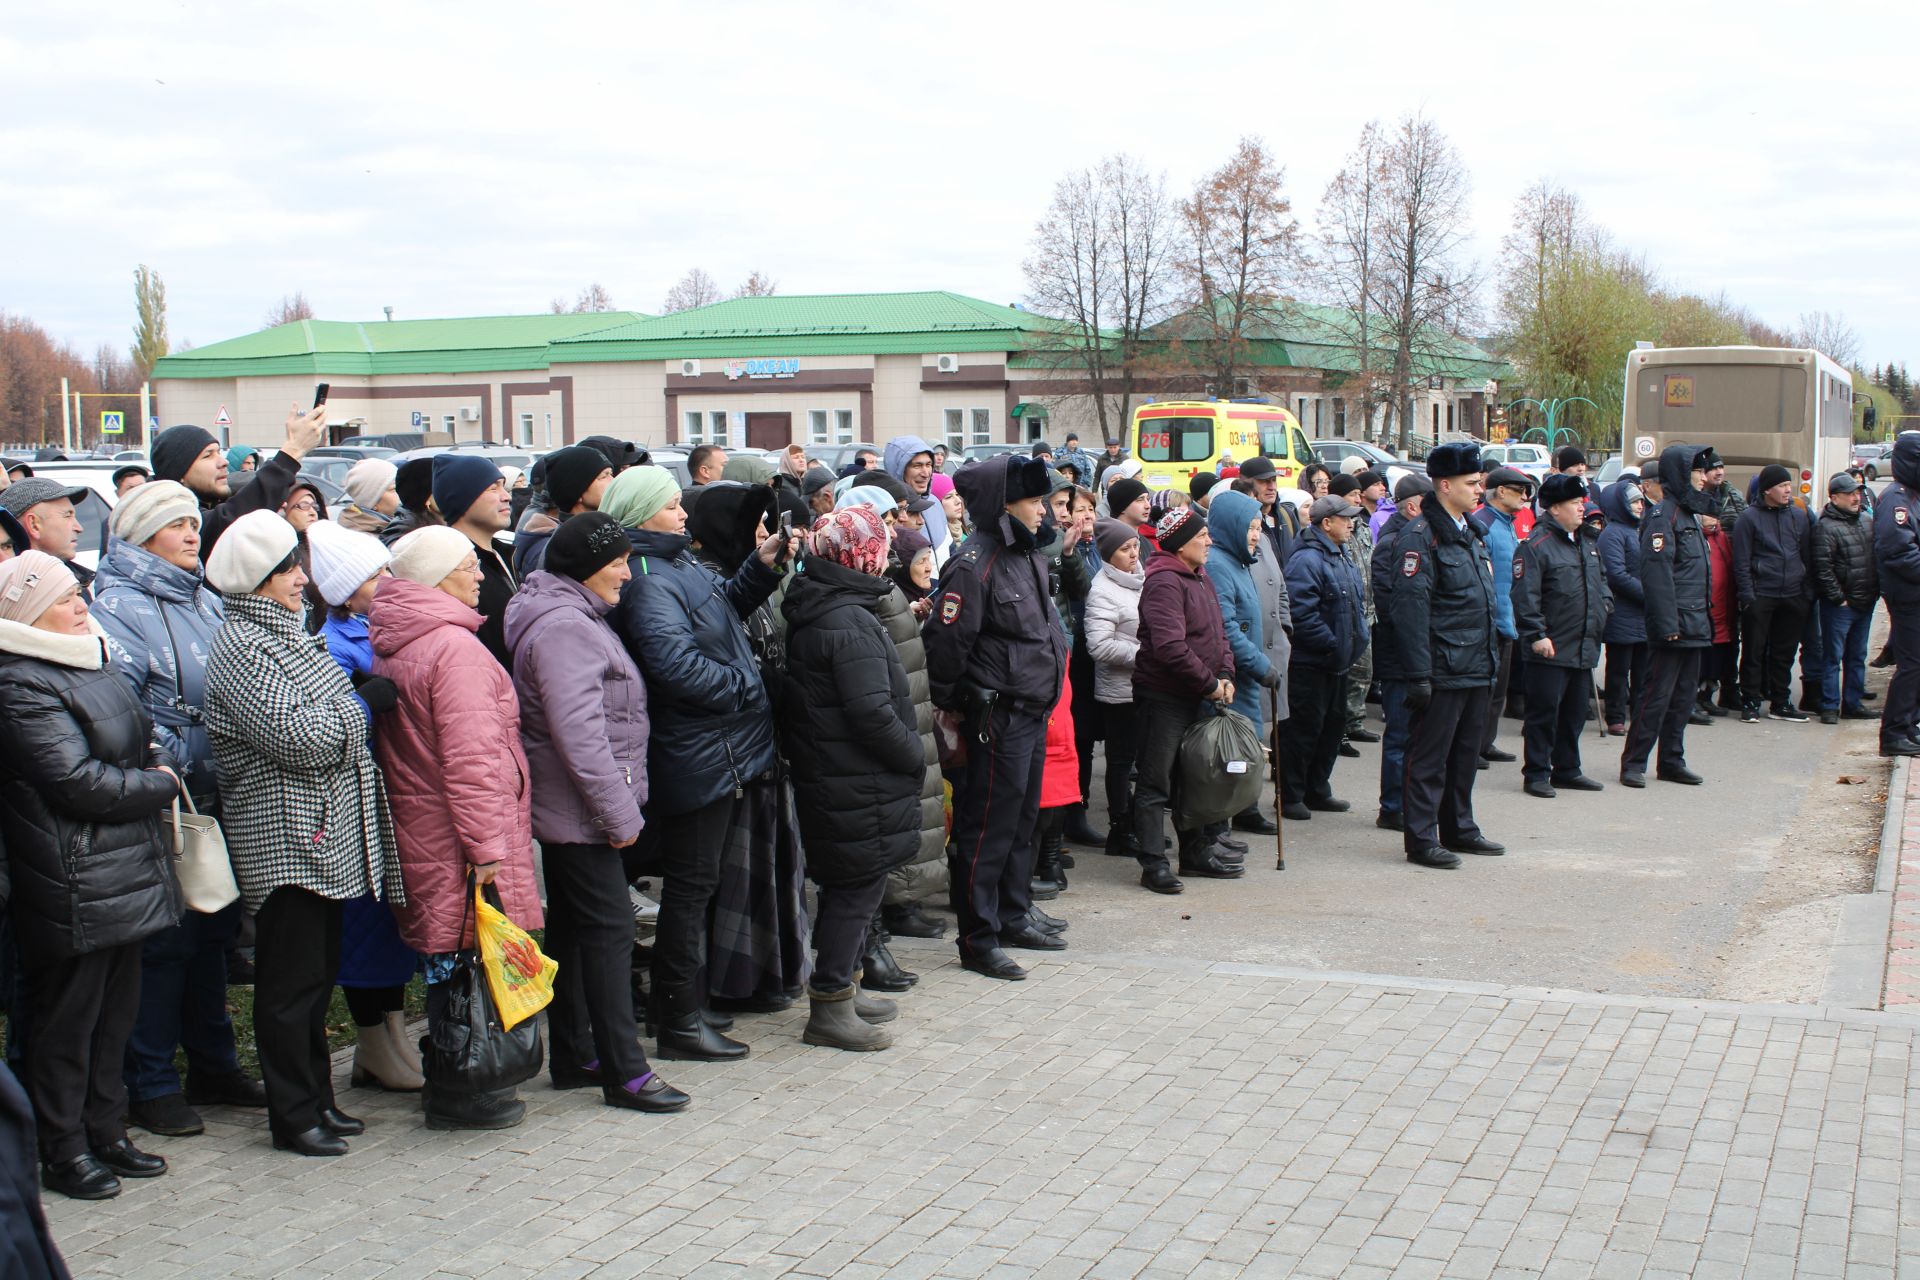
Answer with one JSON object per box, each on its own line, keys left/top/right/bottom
{"left": 1872, "top": 434, "right": 1920, "bottom": 758}
{"left": 1622, "top": 443, "right": 1717, "bottom": 787}
{"left": 1387, "top": 444, "right": 1503, "bottom": 869}
{"left": 1370, "top": 473, "right": 1434, "bottom": 832}
{"left": 923, "top": 454, "right": 1067, "bottom": 980}
{"left": 1513, "top": 473, "right": 1611, "bottom": 797}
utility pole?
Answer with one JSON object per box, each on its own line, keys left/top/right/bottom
{"left": 60, "top": 377, "right": 72, "bottom": 452}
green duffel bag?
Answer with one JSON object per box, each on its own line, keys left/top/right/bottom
{"left": 1174, "top": 703, "right": 1266, "bottom": 829}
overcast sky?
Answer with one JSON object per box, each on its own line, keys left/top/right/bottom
{"left": 4, "top": 0, "right": 1915, "bottom": 370}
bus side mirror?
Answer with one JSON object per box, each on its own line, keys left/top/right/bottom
{"left": 1862, "top": 401, "right": 1879, "bottom": 433}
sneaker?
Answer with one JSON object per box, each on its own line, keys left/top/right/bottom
{"left": 1740, "top": 704, "right": 1761, "bottom": 723}
{"left": 1769, "top": 704, "right": 1810, "bottom": 722}
{"left": 629, "top": 883, "right": 660, "bottom": 925}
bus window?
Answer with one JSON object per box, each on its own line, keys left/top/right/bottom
{"left": 1138, "top": 417, "right": 1212, "bottom": 463}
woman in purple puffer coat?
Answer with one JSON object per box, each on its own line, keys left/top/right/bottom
{"left": 504, "top": 513, "right": 688, "bottom": 1115}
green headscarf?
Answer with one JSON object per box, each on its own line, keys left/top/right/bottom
{"left": 600, "top": 465, "right": 680, "bottom": 529}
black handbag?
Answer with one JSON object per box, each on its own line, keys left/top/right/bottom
{"left": 421, "top": 878, "right": 543, "bottom": 1094}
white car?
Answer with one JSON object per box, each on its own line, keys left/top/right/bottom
{"left": 1309, "top": 438, "right": 1417, "bottom": 493}
{"left": 1479, "top": 442, "right": 1553, "bottom": 481}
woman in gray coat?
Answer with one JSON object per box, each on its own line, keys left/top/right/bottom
{"left": 505, "top": 514, "right": 688, "bottom": 1114}
{"left": 92, "top": 481, "right": 264, "bottom": 1139}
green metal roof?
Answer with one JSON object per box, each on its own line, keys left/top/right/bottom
{"left": 1145, "top": 299, "right": 1511, "bottom": 382}
{"left": 151, "top": 312, "right": 649, "bottom": 379}
{"left": 547, "top": 291, "right": 1071, "bottom": 362}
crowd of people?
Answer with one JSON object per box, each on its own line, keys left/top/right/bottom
{"left": 0, "top": 404, "right": 1913, "bottom": 1260}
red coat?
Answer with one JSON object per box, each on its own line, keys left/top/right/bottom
{"left": 1705, "top": 522, "right": 1736, "bottom": 644}
{"left": 369, "top": 577, "right": 542, "bottom": 953}
{"left": 1039, "top": 678, "right": 1081, "bottom": 809}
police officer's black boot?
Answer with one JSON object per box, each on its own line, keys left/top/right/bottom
{"left": 860, "top": 910, "right": 919, "bottom": 992}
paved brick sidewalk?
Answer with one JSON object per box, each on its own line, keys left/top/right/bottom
{"left": 45, "top": 953, "right": 1920, "bottom": 1279}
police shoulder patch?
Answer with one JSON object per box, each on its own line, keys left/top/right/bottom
{"left": 1651, "top": 533, "right": 1667, "bottom": 552}
{"left": 1513, "top": 558, "right": 1524, "bottom": 579}
{"left": 940, "top": 591, "right": 963, "bottom": 624}
{"left": 1899, "top": 507, "right": 1911, "bottom": 526}
{"left": 1401, "top": 550, "right": 1421, "bottom": 577}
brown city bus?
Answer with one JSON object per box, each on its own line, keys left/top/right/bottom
{"left": 1620, "top": 346, "right": 1857, "bottom": 507}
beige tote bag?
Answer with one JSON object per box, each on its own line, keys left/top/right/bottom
{"left": 170, "top": 794, "right": 240, "bottom": 914}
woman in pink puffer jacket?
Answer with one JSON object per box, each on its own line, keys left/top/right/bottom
{"left": 369, "top": 526, "right": 541, "bottom": 1132}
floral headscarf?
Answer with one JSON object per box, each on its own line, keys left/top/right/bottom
{"left": 811, "top": 505, "right": 891, "bottom": 578}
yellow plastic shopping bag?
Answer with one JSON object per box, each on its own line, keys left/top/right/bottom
{"left": 474, "top": 884, "right": 558, "bottom": 1031}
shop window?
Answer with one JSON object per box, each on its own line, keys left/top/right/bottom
{"left": 709, "top": 411, "right": 729, "bottom": 447}
{"left": 944, "top": 409, "right": 966, "bottom": 452}
{"left": 808, "top": 410, "right": 829, "bottom": 445}
{"left": 834, "top": 409, "right": 854, "bottom": 444}
{"left": 971, "top": 408, "right": 991, "bottom": 445}
{"left": 684, "top": 410, "right": 704, "bottom": 444}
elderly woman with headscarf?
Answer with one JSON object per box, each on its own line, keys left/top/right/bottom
{"left": 0, "top": 552, "right": 182, "bottom": 1198}
{"left": 600, "top": 464, "right": 797, "bottom": 1061}
{"left": 779, "top": 506, "right": 923, "bottom": 1051}
{"left": 92, "top": 481, "right": 265, "bottom": 1140}
{"left": 202, "top": 511, "right": 401, "bottom": 1158}
{"left": 368, "top": 525, "right": 541, "bottom": 1131}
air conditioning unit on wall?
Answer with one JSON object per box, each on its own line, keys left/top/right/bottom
{"left": 680, "top": 359, "right": 702, "bottom": 378}
{"left": 459, "top": 407, "right": 480, "bottom": 422}
{"left": 935, "top": 354, "right": 960, "bottom": 374}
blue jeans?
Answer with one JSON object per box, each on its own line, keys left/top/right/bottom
{"left": 1820, "top": 601, "right": 1873, "bottom": 712}
{"left": 122, "top": 901, "right": 243, "bottom": 1101}
{"left": 1377, "top": 680, "right": 1411, "bottom": 817}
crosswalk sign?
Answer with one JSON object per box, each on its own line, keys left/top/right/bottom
{"left": 100, "top": 411, "right": 124, "bottom": 435}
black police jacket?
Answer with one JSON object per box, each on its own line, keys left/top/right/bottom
{"left": 1813, "top": 503, "right": 1878, "bottom": 608}
{"left": 922, "top": 461, "right": 1066, "bottom": 713}
{"left": 1368, "top": 509, "right": 1416, "bottom": 682}
{"left": 1874, "top": 435, "right": 1920, "bottom": 610}
{"left": 1513, "top": 520, "right": 1610, "bottom": 670}
{"left": 1640, "top": 444, "right": 1714, "bottom": 648}
{"left": 1387, "top": 508, "right": 1498, "bottom": 689}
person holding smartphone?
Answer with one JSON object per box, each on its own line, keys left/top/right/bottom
{"left": 149, "top": 392, "right": 329, "bottom": 558}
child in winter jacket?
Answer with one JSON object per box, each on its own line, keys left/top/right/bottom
{"left": 1026, "top": 679, "right": 1080, "bottom": 934}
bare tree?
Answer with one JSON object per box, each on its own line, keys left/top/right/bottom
{"left": 1792, "top": 310, "right": 1860, "bottom": 365}
{"left": 130, "top": 264, "right": 168, "bottom": 382}
{"left": 1309, "top": 122, "right": 1393, "bottom": 439}
{"left": 1176, "top": 137, "right": 1299, "bottom": 394}
{"left": 1022, "top": 154, "right": 1179, "bottom": 441}
{"left": 264, "top": 292, "right": 315, "bottom": 327}
{"left": 550, "top": 283, "right": 616, "bottom": 314}
{"left": 1369, "top": 114, "right": 1480, "bottom": 452}
{"left": 732, "top": 271, "right": 778, "bottom": 298}
{"left": 661, "top": 268, "right": 721, "bottom": 314}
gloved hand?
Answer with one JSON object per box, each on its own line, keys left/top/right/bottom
{"left": 1260, "top": 666, "right": 1284, "bottom": 691}
{"left": 353, "top": 673, "right": 399, "bottom": 714}
{"left": 1405, "top": 680, "right": 1432, "bottom": 713}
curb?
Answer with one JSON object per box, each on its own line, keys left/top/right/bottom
{"left": 1822, "top": 754, "right": 1907, "bottom": 1009}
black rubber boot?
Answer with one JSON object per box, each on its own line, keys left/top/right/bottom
{"left": 655, "top": 982, "right": 749, "bottom": 1061}
{"left": 1062, "top": 804, "right": 1105, "bottom": 848}
{"left": 860, "top": 910, "right": 919, "bottom": 992}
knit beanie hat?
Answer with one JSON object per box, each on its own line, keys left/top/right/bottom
{"left": 343, "top": 458, "right": 398, "bottom": 511}
{"left": 149, "top": 425, "right": 218, "bottom": 483}
{"left": 205, "top": 510, "right": 300, "bottom": 594}
{"left": 431, "top": 454, "right": 504, "bottom": 523}
{"left": 811, "top": 505, "right": 891, "bottom": 577}
{"left": 600, "top": 464, "right": 680, "bottom": 529}
{"left": 1757, "top": 463, "right": 1793, "bottom": 491}
{"left": 395, "top": 457, "right": 436, "bottom": 514}
{"left": 1394, "top": 473, "right": 1435, "bottom": 503}
{"left": 388, "top": 525, "right": 475, "bottom": 587}
{"left": 1095, "top": 517, "right": 1140, "bottom": 562}
{"left": 1106, "top": 477, "right": 1149, "bottom": 517}
{"left": 836, "top": 484, "right": 898, "bottom": 515}
{"left": 546, "top": 512, "right": 629, "bottom": 582}
{"left": 305, "top": 519, "right": 391, "bottom": 607}
{"left": 1157, "top": 505, "right": 1205, "bottom": 553}
{"left": 543, "top": 445, "right": 614, "bottom": 514}
{"left": 1188, "top": 472, "right": 1221, "bottom": 501}
{"left": 108, "top": 479, "right": 200, "bottom": 548}
{"left": 0, "top": 550, "right": 80, "bottom": 625}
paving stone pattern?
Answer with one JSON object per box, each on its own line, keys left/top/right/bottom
{"left": 46, "top": 954, "right": 1920, "bottom": 1279}
{"left": 1886, "top": 759, "right": 1920, "bottom": 1008}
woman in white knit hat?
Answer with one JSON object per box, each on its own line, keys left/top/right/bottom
{"left": 304, "top": 520, "right": 424, "bottom": 1093}
{"left": 368, "top": 525, "right": 541, "bottom": 1130}
{"left": 91, "top": 480, "right": 269, "bottom": 1140}
{"left": 202, "top": 510, "right": 403, "bottom": 1158}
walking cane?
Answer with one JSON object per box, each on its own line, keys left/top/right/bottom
{"left": 1269, "top": 685, "right": 1285, "bottom": 871}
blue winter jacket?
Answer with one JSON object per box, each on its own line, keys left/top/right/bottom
{"left": 1285, "top": 525, "right": 1369, "bottom": 672}
{"left": 321, "top": 611, "right": 375, "bottom": 678}
{"left": 613, "top": 526, "right": 783, "bottom": 817}
{"left": 1204, "top": 489, "right": 1275, "bottom": 731}
{"left": 1471, "top": 503, "right": 1520, "bottom": 640}
{"left": 884, "top": 434, "right": 950, "bottom": 550}
{"left": 1596, "top": 481, "right": 1646, "bottom": 644}
{"left": 92, "top": 538, "right": 226, "bottom": 808}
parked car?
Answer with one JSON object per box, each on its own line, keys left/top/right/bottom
{"left": 962, "top": 443, "right": 1031, "bottom": 463}
{"left": 394, "top": 444, "right": 540, "bottom": 474}
{"left": 1479, "top": 442, "right": 1553, "bottom": 481}
{"left": 307, "top": 445, "right": 398, "bottom": 462}
{"left": 1852, "top": 442, "right": 1892, "bottom": 480}
{"left": 809, "top": 443, "right": 884, "bottom": 474}
{"left": 1310, "top": 438, "right": 1417, "bottom": 492}
{"left": 339, "top": 432, "right": 436, "bottom": 451}
{"left": 1592, "top": 457, "right": 1639, "bottom": 489}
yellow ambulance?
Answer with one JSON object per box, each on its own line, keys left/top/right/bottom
{"left": 1129, "top": 400, "right": 1317, "bottom": 490}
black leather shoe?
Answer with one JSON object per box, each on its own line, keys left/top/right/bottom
{"left": 1029, "top": 877, "right": 1062, "bottom": 901}
{"left": 1003, "top": 925, "right": 1068, "bottom": 951}
{"left": 1212, "top": 830, "right": 1249, "bottom": 855}
{"left": 1207, "top": 841, "right": 1245, "bottom": 865}
{"left": 1178, "top": 853, "right": 1246, "bottom": 879}
{"left": 1841, "top": 706, "right": 1879, "bottom": 720}
{"left": 961, "top": 948, "right": 1027, "bottom": 980}
{"left": 1407, "top": 847, "right": 1462, "bottom": 870}
{"left": 1688, "top": 709, "right": 1713, "bottom": 726}
{"left": 1656, "top": 766, "right": 1704, "bottom": 785}
{"left": 882, "top": 903, "right": 949, "bottom": 940}
{"left": 1820, "top": 709, "right": 1839, "bottom": 725}
{"left": 1620, "top": 770, "right": 1647, "bottom": 788}
{"left": 1524, "top": 780, "right": 1557, "bottom": 799}
{"left": 43, "top": 1154, "right": 120, "bottom": 1199}
{"left": 271, "top": 1125, "right": 349, "bottom": 1157}
{"left": 860, "top": 938, "right": 919, "bottom": 992}
{"left": 1480, "top": 746, "right": 1516, "bottom": 763}
{"left": 1551, "top": 774, "right": 1604, "bottom": 792}
{"left": 127, "top": 1091, "right": 204, "bottom": 1137}
{"left": 1232, "top": 810, "right": 1278, "bottom": 835}
{"left": 1475, "top": 757, "right": 1490, "bottom": 770}
{"left": 709, "top": 993, "right": 787, "bottom": 1014}
{"left": 603, "top": 1074, "right": 691, "bottom": 1114}
{"left": 1445, "top": 835, "right": 1506, "bottom": 856}
{"left": 1280, "top": 802, "right": 1312, "bottom": 821}
{"left": 1305, "top": 797, "right": 1351, "bottom": 813}
{"left": 1063, "top": 813, "right": 1106, "bottom": 847}
{"left": 186, "top": 1070, "right": 267, "bottom": 1109}
{"left": 1028, "top": 905, "right": 1069, "bottom": 933}
{"left": 1346, "top": 726, "right": 1381, "bottom": 743}
{"left": 550, "top": 1063, "right": 605, "bottom": 1090}
{"left": 1375, "top": 811, "right": 1404, "bottom": 832}
{"left": 90, "top": 1138, "right": 165, "bottom": 1178}
{"left": 318, "top": 1106, "right": 365, "bottom": 1137}
{"left": 1338, "top": 741, "right": 1362, "bottom": 758}
{"left": 1140, "top": 864, "right": 1185, "bottom": 894}
{"left": 420, "top": 1088, "right": 527, "bottom": 1131}
{"left": 1881, "top": 737, "right": 1920, "bottom": 758}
